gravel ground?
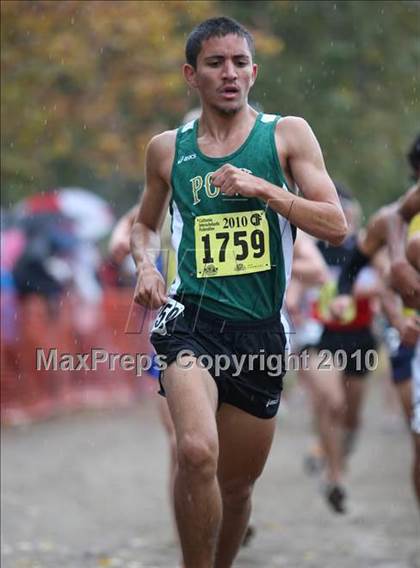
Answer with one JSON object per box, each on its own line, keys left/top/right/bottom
{"left": 2, "top": 376, "right": 420, "bottom": 568}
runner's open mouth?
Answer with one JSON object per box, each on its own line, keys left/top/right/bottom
{"left": 220, "top": 86, "right": 239, "bottom": 94}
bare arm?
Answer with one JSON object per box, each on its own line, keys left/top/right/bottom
{"left": 333, "top": 185, "right": 420, "bottom": 314}
{"left": 355, "top": 185, "right": 419, "bottom": 260}
{"left": 371, "top": 251, "right": 402, "bottom": 329}
{"left": 108, "top": 205, "right": 139, "bottom": 263}
{"left": 285, "top": 278, "right": 305, "bottom": 327}
{"left": 292, "top": 230, "right": 329, "bottom": 286}
{"left": 372, "top": 251, "right": 420, "bottom": 345}
{"left": 399, "top": 184, "right": 420, "bottom": 223}
{"left": 211, "top": 117, "right": 348, "bottom": 246}
{"left": 407, "top": 233, "right": 420, "bottom": 271}
{"left": 356, "top": 204, "right": 394, "bottom": 257}
{"left": 387, "top": 184, "right": 420, "bottom": 307}
{"left": 384, "top": 184, "right": 419, "bottom": 263}
{"left": 130, "top": 131, "right": 175, "bottom": 308}
{"left": 274, "top": 117, "right": 348, "bottom": 245}
{"left": 334, "top": 202, "right": 402, "bottom": 296}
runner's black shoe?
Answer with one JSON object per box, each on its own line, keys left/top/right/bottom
{"left": 325, "top": 484, "right": 347, "bottom": 514}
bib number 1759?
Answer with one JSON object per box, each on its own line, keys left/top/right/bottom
{"left": 195, "top": 210, "right": 271, "bottom": 278}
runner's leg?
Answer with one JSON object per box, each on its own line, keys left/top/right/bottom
{"left": 158, "top": 396, "right": 178, "bottom": 524}
{"left": 309, "top": 351, "right": 345, "bottom": 485}
{"left": 214, "top": 403, "right": 276, "bottom": 568}
{"left": 395, "top": 379, "right": 413, "bottom": 427}
{"left": 342, "top": 376, "right": 367, "bottom": 458}
{"left": 163, "top": 356, "right": 220, "bottom": 568}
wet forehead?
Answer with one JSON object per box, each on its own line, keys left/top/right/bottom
{"left": 198, "top": 34, "right": 252, "bottom": 61}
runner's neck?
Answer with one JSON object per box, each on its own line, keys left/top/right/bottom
{"left": 198, "top": 104, "right": 257, "bottom": 142}
{"left": 197, "top": 105, "right": 259, "bottom": 157}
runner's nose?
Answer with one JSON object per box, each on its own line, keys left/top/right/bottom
{"left": 221, "top": 60, "right": 238, "bottom": 81}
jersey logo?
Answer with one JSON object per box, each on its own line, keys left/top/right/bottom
{"left": 177, "top": 153, "right": 197, "bottom": 165}
{"left": 190, "top": 168, "right": 254, "bottom": 205}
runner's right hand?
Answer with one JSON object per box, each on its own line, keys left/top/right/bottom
{"left": 134, "top": 264, "right": 168, "bottom": 309}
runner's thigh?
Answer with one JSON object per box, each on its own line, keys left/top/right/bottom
{"left": 216, "top": 403, "right": 276, "bottom": 486}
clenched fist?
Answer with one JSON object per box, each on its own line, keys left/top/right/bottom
{"left": 211, "top": 164, "right": 263, "bottom": 198}
{"left": 134, "top": 263, "right": 168, "bottom": 309}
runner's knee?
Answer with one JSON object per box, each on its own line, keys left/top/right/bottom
{"left": 220, "top": 479, "right": 254, "bottom": 511}
{"left": 317, "top": 389, "right": 344, "bottom": 419}
{"left": 327, "top": 396, "right": 345, "bottom": 421}
{"left": 177, "top": 434, "right": 218, "bottom": 479}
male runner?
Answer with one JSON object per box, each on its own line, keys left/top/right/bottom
{"left": 299, "top": 187, "right": 378, "bottom": 514}
{"left": 383, "top": 191, "right": 420, "bottom": 506}
{"left": 333, "top": 134, "right": 420, "bottom": 506}
{"left": 334, "top": 136, "right": 420, "bottom": 309}
{"left": 109, "top": 108, "right": 257, "bottom": 549}
{"left": 131, "top": 17, "right": 347, "bottom": 567}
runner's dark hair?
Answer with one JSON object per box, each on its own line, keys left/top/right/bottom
{"left": 185, "top": 17, "right": 255, "bottom": 69}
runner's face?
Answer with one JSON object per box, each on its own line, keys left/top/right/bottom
{"left": 185, "top": 34, "right": 257, "bottom": 115}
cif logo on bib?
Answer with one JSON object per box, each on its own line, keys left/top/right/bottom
{"left": 190, "top": 168, "right": 253, "bottom": 205}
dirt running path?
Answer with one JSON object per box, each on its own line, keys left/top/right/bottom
{"left": 2, "top": 378, "right": 419, "bottom": 568}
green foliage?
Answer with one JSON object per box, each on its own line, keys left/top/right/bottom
{"left": 223, "top": 0, "right": 420, "bottom": 215}
{"left": 1, "top": 0, "right": 216, "bottom": 210}
{"left": 2, "top": 0, "right": 419, "bottom": 217}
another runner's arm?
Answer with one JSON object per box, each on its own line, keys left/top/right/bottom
{"left": 398, "top": 184, "right": 420, "bottom": 223}
{"left": 109, "top": 204, "right": 139, "bottom": 263}
{"left": 370, "top": 251, "right": 402, "bottom": 329}
{"left": 336, "top": 186, "right": 419, "bottom": 296}
{"left": 407, "top": 233, "right": 420, "bottom": 271}
{"left": 334, "top": 206, "right": 390, "bottom": 295}
{"left": 336, "top": 201, "right": 402, "bottom": 295}
{"left": 373, "top": 251, "right": 420, "bottom": 345}
{"left": 379, "top": 281, "right": 420, "bottom": 345}
{"left": 131, "top": 132, "right": 174, "bottom": 308}
{"left": 387, "top": 184, "right": 420, "bottom": 308}
{"left": 357, "top": 205, "right": 394, "bottom": 257}
{"left": 384, "top": 185, "right": 419, "bottom": 264}
{"left": 292, "top": 230, "right": 329, "bottom": 286}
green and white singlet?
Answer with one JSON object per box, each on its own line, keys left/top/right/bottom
{"left": 168, "top": 112, "right": 295, "bottom": 321}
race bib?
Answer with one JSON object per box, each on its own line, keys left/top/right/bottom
{"left": 195, "top": 210, "right": 271, "bottom": 278}
{"left": 151, "top": 298, "right": 185, "bottom": 336}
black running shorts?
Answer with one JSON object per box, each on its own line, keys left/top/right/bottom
{"left": 317, "top": 327, "right": 377, "bottom": 377}
{"left": 150, "top": 299, "right": 287, "bottom": 419}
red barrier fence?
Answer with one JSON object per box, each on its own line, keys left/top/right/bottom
{"left": 1, "top": 290, "right": 155, "bottom": 425}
